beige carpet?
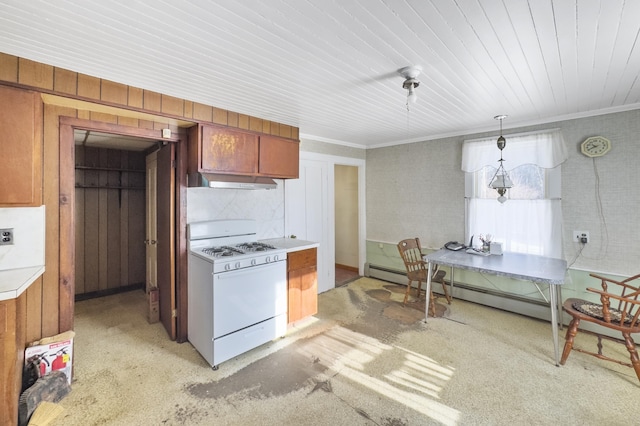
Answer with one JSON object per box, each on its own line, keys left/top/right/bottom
{"left": 51, "top": 277, "right": 637, "bottom": 425}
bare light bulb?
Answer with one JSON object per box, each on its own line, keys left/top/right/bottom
{"left": 407, "top": 85, "right": 417, "bottom": 104}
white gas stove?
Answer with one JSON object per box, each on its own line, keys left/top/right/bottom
{"left": 188, "top": 220, "right": 287, "bottom": 273}
{"left": 187, "top": 219, "right": 288, "bottom": 369}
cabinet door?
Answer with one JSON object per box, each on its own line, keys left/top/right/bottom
{"left": 0, "top": 291, "right": 27, "bottom": 426}
{"left": 287, "top": 248, "right": 317, "bottom": 323}
{"left": 296, "top": 265, "right": 317, "bottom": 319}
{"left": 200, "top": 125, "right": 258, "bottom": 175}
{"left": 259, "top": 135, "right": 299, "bottom": 178}
{"left": 0, "top": 86, "right": 42, "bottom": 206}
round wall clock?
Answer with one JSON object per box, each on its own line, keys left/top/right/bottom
{"left": 581, "top": 136, "right": 611, "bottom": 157}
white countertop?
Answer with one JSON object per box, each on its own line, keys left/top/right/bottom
{"left": 0, "top": 265, "right": 45, "bottom": 301}
{"left": 260, "top": 238, "right": 319, "bottom": 252}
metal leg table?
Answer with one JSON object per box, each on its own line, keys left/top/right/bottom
{"left": 423, "top": 249, "right": 567, "bottom": 366}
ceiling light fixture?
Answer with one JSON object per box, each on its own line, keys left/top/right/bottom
{"left": 489, "top": 114, "right": 512, "bottom": 203}
{"left": 399, "top": 66, "right": 421, "bottom": 110}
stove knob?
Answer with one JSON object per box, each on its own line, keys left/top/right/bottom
{"left": 274, "top": 254, "right": 279, "bottom": 262}
{"left": 265, "top": 256, "right": 271, "bottom": 263}
{"left": 224, "top": 264, "right": 231, "bottom": 271}
{"left": 251, "top": 259, "right": 257, "bottom": 266}
{"left": 235, "top": 262, "right": 241, "bottom": 269}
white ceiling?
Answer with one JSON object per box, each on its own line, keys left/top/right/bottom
{"left": 2, "top": 0, "right": 640, "bottom": 148}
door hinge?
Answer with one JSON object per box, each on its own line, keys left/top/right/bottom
{"left": 171, "top": 160, "right": 177, "bottom": 168}
{"left": 172, "top": 309, "right": 178, "bottom": 318}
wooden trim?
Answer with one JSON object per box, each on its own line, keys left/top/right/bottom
{"left": 176, "top": 134, "right": 188, "bottom": 343}
{"left": 42, "top": 104, "right": 72, "bottom": 337}
{"left": 57, "top": 116, "right": 186, "bottom": 336}
{"left": 3, "top": 81, "right": 298, "bottom": 143}
{"left": 336, "top": 263, "right": 358, "bottom": 272}
{"left": 59, "top": 116, "right": 183, "bottom": 142}
{"left": 1, "top": 52, "right": 299, "bottom": 140}
{"left": 59, "top": 122, "right": 75, "bottom": 331}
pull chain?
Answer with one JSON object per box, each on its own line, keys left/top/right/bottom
{"left": 406, "top": 98, "right": 411, "bottom": 139}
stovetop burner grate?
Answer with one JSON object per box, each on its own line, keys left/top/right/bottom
{"left": 236, "top": 242, "right": 277, "bottom": 252}
{"left": 202, "top": 245, "right": 245, "bottom": 257}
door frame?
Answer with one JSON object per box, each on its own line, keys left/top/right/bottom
{"left": 58, "top": 117, "right": 189, "bottom": 341}
{"left": 285, "top": 151, "right": 366, "bottom": 292}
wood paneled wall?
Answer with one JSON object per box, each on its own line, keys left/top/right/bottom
{"left": 75, "top": 147, "right": 146, "bottom": 297}
{"left": 0, "top": 52, "right": 299, "bottom": 139}
{"left": 0, "top": 52, "right": 299, "bottom": 344}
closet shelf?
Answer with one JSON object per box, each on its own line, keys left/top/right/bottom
{"left": 75, "top": 185, "right": 145, "bottom": 190}
{"left": 75, "top": 166, "right": 145, "bottom": 173}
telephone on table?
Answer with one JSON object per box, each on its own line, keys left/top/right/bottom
{"left": 444, "top": 241, "right": 465, "bottom": 251}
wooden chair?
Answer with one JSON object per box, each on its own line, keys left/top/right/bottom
{"left": 560, "top": 273, "right": 640, "bottom": 383}
{"left": 397, "top": 238, "right": 451, "bottom": 316}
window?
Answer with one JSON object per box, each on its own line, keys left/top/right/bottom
{"left": 462, "top": 130, "right": 567, "bottom": 259}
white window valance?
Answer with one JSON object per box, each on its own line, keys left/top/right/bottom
{"left": 461, "top": 129, "right": 568, "bottom": 172}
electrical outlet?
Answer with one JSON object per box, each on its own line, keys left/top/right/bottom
{"left": 573, "top": 231, "right": 589, "bottom": 244}
{"left": 0, "top": 228, "right": 14, "bottom": 245}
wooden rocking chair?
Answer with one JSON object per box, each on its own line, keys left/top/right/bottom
{"left": 560, "top": 273, "right": 640, "bottom": 383}
{"left": 397, "top": 238, "right": 451, "bottom": 317}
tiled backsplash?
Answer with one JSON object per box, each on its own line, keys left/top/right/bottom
{"left": 187, "top": 185, "right": 285, "bottom": 239}
{"left": 0, "top": 206, "right": 45, "bottom": 270}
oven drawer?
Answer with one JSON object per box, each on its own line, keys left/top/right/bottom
{"left": 213, "top": 313, "right": 287, "bottom": 366}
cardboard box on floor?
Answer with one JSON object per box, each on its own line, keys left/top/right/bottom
{"left": 24, "top": 331, "right": 75, "bottom": 385}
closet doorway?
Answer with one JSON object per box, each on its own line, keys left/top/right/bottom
{"left": 60, "top": 121, "right": 179, "bottom": 341}
{"left": 74, "top": 132, "right": 151, "bottom": 300}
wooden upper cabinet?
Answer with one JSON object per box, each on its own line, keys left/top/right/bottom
{"left": 200, "top": 125, "right": 259, "bottom": 175}
{"left": 189, "top": 124, "right": 299, "bottom": 179}
{"left": 259, "top": 135, "right": 299, "bottom": 179}
{"left": 0, "top": 85, "right": 43, "bottom": 206}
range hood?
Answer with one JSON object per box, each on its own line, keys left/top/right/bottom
{"left": 190, "top": 173, "right": 278, "bottom": 190}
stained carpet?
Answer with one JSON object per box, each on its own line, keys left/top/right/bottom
{"left": 51, "top": 277, "right": 637, "bottom": 425}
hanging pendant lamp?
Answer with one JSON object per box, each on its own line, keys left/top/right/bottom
{"left": 489, "top": 115, "right": 512, "bottom": 203}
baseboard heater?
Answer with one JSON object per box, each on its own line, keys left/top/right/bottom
{"left": 365, "top": 263, "right": 625, "bottom": 341}
{"left": 365, "top": 263, "right": 555, "bottom": 322}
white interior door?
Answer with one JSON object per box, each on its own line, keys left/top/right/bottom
{"left": 285, "top": 158, "right": 333, "bottom": 293}
{"left": 145, "top": 151, "right": 158, "bottom": 293}
{"left": 285, "top": 152, "right": 366, "bottom": 294}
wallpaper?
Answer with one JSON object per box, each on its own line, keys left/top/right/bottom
{"left": 366, "top": 109, "right": 640, "bottom": 277}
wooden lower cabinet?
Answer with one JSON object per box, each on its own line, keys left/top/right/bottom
{"left": 0, "top": 292, "right": 26, "bottom": 426}
{"left": 287, "top": 248, "right": 318, "bottom": 324}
